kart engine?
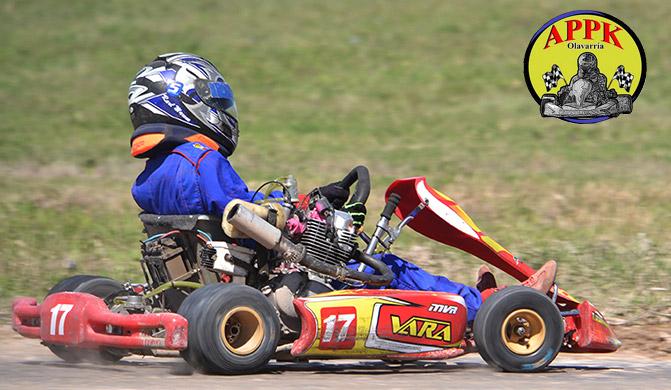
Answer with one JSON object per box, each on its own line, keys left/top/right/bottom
{"left": 299, "top": 210, "right": 358, "bottom": 267}
{"left": 226, "top": 175, "right": 393, "bottom": 287}
{"left": 267, "top": 208, "right": 359, "bottom": 335}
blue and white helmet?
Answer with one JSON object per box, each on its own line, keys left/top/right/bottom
{"left": 128, "top": 53, "right": 239, "bottom": 156}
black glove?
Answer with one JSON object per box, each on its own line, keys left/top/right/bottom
{"left": 318, "top": 182, "right": 350, "bottom": 209}
{"left": 343, "top": 202, "right": 367, "bottom": 229}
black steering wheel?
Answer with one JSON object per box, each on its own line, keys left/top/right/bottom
{"left": 339, "top": 165, "right": 371, "bottom": 205}
{"left": 300, "top": 165, "right": 392, "bottom": 285}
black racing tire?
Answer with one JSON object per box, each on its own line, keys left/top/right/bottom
{"left": 45, "top": 275, "right": 126, "bottom": 363}
{"left": 473, "top": 286, "right": 563, "bottom": 372}
{"left": 176, "top": 284, "right": 218, "bottom": 372}
{"left": 180, "top": 284, "right": 280, "bottom": 374}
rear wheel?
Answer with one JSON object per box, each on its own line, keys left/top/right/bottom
{"left": 474, "top": 286, "right": 563, "bottom": 372}
{"left": 45, "top": 275, "right": 126, "bottom": 363}
{"left": 179, "top": 284, "right": 280, "bottom": 374}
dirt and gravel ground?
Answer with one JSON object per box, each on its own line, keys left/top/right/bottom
{"left": 2, "top": 324, "right": 669, "bottom": 390}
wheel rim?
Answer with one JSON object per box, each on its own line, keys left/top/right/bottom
{"left": 220, "top": 306, "right": 265, "bottom": 356}
{"left": 500, "top": 309, "right": 546, "bottom": 355}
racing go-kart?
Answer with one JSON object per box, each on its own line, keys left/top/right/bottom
{"left": 12, "top": 167, "right": 621, "bottom": 374}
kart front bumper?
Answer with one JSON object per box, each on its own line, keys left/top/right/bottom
{"left": 563, "top": 300, "right": 621, "bottom": 353}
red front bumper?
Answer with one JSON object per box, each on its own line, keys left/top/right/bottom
{"left": 563, "top": 300, "right": 621, "bottom": 353}
{"left": 12, "top": 292, "right": 187, "bottom": 350}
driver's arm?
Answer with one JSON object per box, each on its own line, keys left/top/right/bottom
{"left": 196, "top": 151, "right": 282, "bottom": 216}
{"left": 318, "top": 182, "right": 350, "bottom": 209}
{"left": 319, "top": 171, "right": 368, "bottom": 229}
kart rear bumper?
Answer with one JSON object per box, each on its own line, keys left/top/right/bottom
{"left": 11, "top": 292, "right": 187, "bottom": 351}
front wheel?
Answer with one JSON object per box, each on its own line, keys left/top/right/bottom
{"left": 473, "top": 286, "right": 563, "bottom": 372}
{"left": 179, "top": 284, "right": 280, "bottom": 374}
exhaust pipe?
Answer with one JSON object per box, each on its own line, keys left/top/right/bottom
{"left": 226, "top": 204, "right": 304, "bottom": 262}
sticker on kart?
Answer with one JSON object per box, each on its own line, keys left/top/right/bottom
{"left": 294, "top": 290, "right": 468, "bottom": 356}
{"left": 318, "top": 306, "right": 357, "bottom": 350}
{"left": 381, "top": 307, "right": 453, "bottom": 344}
{"left": 48, "top": 303, "right": 75, "bottom": 336}
{"left": 364, "top": 301, "right": 465, "bottom": 354}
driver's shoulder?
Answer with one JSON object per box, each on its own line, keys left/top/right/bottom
{"left": 172, "top": 142, "right": 221, "bottom": 168}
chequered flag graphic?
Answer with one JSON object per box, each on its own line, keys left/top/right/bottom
{"left": 542, "top": 64, "right": 564, "bottom": 92}
{"left": 612, "top": 65, "right": 634, "bottom": 92}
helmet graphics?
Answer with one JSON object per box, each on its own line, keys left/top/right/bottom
{"left": 129, "top": 53, "right": 239, "bottom": 156}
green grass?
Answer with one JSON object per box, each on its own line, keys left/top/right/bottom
{"left": 1, "top": 0, "right": 669, "bottom": 321}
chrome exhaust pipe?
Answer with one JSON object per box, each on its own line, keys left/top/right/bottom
{"left": 226, "top": 204, "right": 304, "bottom": 262}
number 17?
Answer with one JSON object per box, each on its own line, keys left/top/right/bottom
{"left": 49, "top": 304, "right": 74, "bottom": 336}
{"left": 319, "top": 307, "right": 357, "bottom": 350}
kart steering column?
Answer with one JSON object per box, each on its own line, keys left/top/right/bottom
{"left": 359, "top": 193, "right": 401, "bottom": 272}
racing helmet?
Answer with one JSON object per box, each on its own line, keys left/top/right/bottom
{"left": 128, "top": 53, "right": 239, "bottom": 157}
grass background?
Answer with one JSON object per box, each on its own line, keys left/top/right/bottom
{"left": 1, "top": 0, "right": 669, "bottom": 323}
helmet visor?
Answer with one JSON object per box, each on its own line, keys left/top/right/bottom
{"left": 194, "top": 79, "right": 237, "bottom": 116}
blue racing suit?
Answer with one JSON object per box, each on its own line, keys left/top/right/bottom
{"left": 132, "top": 141, "right": 482, "bottom": 321}
{"left": 132, "top": 142, "right": 275, "bottom": 215}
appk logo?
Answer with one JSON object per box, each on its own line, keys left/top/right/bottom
{"left": 524, "top": 10, "right": 646, "bottom": 124}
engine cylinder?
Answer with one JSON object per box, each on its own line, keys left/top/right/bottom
{"left": 300, "top": 218, "right": 357, "bottom": 266}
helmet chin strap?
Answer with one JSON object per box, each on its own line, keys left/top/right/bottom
{"left": 131, "top": 123, "right": 230, "bottom": 158}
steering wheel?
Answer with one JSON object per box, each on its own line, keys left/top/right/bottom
{"left": 296, "top": 165, "right": 392, "bottom": 285}
{"left": 339, "top": 165, "right": 371, "bottom": 206}
{"left": 333, "top": 166, "right": 393, "bottom": 285}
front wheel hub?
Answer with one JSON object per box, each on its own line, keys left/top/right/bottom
{"left": 501, "top": 309, "right": 546, "bottom": 355}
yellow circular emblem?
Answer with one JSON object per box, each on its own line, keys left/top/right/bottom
{"left": 524, "top": 10, "right": 646, "bottom": 123}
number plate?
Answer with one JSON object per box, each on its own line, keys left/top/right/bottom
{"left": 318, "top": 307, "right": 357, "bottom": 350}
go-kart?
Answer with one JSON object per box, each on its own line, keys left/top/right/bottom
{"left": 11, "top": 167, "right": 620, "bottom": 374}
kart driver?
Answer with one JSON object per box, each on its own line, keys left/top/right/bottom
{"left": 129, "top": 53, "right": 556, "bottom": 322}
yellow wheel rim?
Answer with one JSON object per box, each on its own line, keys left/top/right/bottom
{"left": 220, "top": 306, "right": 265, "bottom": 356}
{"left": 500, "top": 309, "right": 546, "bottom": 355}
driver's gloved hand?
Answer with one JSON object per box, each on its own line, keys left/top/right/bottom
{"left": 344, "top": 202, "right": 367, "bottom": 229}
{"left": 318, "top": 182, "right": 349, "bottom": 209}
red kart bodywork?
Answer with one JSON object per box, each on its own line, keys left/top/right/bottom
{"left": 12, "top": 292, "right": 187, "bottom": 351}
{"left": 385, "top": 176, "right": 620, "bottom": 352}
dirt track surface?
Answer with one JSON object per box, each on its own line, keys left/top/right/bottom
{"left": 2, "top": 327, "right": 670, "bottom": 390}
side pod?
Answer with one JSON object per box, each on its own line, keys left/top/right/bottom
{"left": 291, "top": 289, "right": 468, "bottom": 359}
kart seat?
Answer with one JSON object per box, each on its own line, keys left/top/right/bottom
{"left": 139, "top": 213, "right": 230, "bottom": 241}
